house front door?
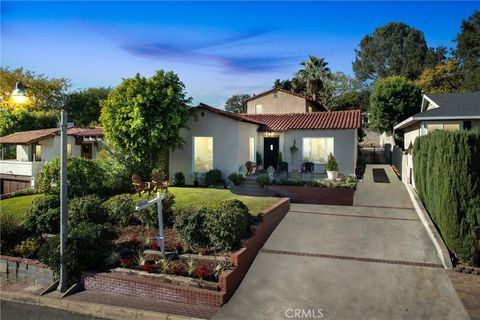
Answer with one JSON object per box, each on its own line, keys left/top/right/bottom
{"left": 263, "top": 137, "right": 279, "bottom": 170}
{"left": 81, "top": 144, "right": 93, "bottom": 159}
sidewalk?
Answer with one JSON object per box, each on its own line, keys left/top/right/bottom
{"left": 0, "top": 278, "right": 217, "bottom": 320}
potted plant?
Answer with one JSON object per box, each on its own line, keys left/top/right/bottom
{"left": 256, "top": 152, "right": 263, "bottom": 170}
{"left": 290, "top": 140, "right": 298, "bottom": 172}
{"left": 326, "top": 153, "right": 339, "bottom": 180}
{"left": 193, "top": 171, "right": 199, "bottom": 187}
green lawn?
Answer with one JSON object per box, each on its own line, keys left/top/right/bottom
{"left": 0, "top": 194, "right": 43, "bottom": 222}
{"left": 129, "top": 187, "right": 280, "bottom": 215}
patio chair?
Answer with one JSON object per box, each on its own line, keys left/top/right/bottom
{"left": 152, "top": 172, "right": 169, "bottom": 193}
{"left": 132, "top": 174, "right": 152, "bottom": 197}
{"left": 301, "top": 162, "right": 315, "bottom": 179}
{"left": 245, "top": 161, "right": 257, "bottom": 176}
{"left": 278, "top": 161, "right": 289, "bottom": 178}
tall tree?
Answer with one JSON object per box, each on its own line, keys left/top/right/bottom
{"left": 66, "top": 87, "right": 111, "bottom": 126}
{"left": 224, "top": 94, "right": 252, "bottom": 113}
{"left": 369, "top": 76, "right": 422, "bottom": 133}
{"left": 455, "top": 10, "right": 480, "bottom": 91}
{"left": 417, "top": 60, "right": 464, "bottom": 93}
{"left": 353, "top": 23, "right": 429, "bottom": 82}
{"left": 297, "top": 55, "right": 331, "bottom": 101}
{"left": 100, "top": 70, "right": 192, "bottom": 176}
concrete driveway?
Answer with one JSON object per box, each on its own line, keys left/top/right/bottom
{"left": 215, "top": 165, "right": 468, "bottom": 320}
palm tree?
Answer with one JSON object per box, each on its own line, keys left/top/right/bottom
{"left": 297, "top": 55, "right": 332, "bottom": 101}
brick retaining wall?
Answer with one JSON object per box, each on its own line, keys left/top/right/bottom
{"left": 0, "top": 255, "right": 55, "bottom": 286}
{"left": 82, "top": 198, "right": 290, "bottom": 306}
{"left": 267, "top": 185, "right": 354, "bottom": 205}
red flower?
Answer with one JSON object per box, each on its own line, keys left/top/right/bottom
{"left": 120, "top": 258, "right": 132, "bottom": 268}
{"left": 194, "top": 265, "right": 209, "bottom": 279}
{"left": 143, "top": 263, "right": 152, "bottom": 273}
{"left": 171, "top": 265, "right": 184, "bottom": 275}
{"left": 150, "top": 239, "right": 158, "bottom": 250}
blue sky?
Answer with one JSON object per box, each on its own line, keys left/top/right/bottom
{"left": 1, "top": 1, "right": 479, "bottom": 107}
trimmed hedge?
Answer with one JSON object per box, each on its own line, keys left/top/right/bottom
{"left": 413, "top": 130, "right": 480, "bottom": 261}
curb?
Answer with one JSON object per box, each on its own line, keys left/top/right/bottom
{"left": 0, "top": 290, "right": 195, "bottom": 320}
{"left": 404, "top": 182, "right": 453, "bottom": 269}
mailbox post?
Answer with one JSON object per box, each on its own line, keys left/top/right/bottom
{"left": 135, "top": 192, "right": 165, "bottom": 259}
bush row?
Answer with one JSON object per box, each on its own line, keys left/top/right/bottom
{"left": 255, "top": 176, "right": 357, "bottom": 189}
{"left": 413, "top": 130, "right": 480, "bottom": 261}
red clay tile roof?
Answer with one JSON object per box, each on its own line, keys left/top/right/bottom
{"left": 0, "top": 127, "right": 104, "bottom": 145}
{"left": 196, "top": 104, "right": 361, "bottom": 131}
{"left": 241, "top": 110, "right": 361, "bottom": 131}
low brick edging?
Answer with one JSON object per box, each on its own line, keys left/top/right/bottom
{"left": 267, "top": 185, "right": 354, "bottom": 205}
{"left": 82, "top": 198, "right": 291, "bottom": 306}
{"left": 0, "top": 255, "right": 55, "bottom": 286}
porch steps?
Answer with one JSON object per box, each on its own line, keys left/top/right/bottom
{"left": 231, "top": 176, "right": 277, "bottom": 197}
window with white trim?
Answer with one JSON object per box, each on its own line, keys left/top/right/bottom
{"left": 302, "top": 137, "right": 334, "bottom": 164}
{"left": 255, "top": 104, "right": 263, "bottom": 114}
{"left": 249, "top": 138, "right": 255, "bottom": 162}
{"left": 193, "top": 137, "right": 213, "bottom": 172}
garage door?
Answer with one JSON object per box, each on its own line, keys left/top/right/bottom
{"left": 1, "top": 179, "right": 31, "bottom": 194}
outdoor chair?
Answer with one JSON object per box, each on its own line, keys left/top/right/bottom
{"left": 152, "top": 172, "right": 169, "bottom": 193}
{"left": 301, "top": 162, "right": 315, "bottom": 179}
{"left": 132, "top": 174, "right": 153, "bottom": 197}
{"left": 278, "top": 161, "right": 289, "bottom": 178}
{"left": 246, "top": 161, "right": 257, "bottom": 176}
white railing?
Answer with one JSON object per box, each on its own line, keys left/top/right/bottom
{"left": 0, "top": 160, "right": 45, "bottom": 177}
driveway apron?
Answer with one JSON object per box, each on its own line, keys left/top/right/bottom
{"left": 214, "top": 165, "right": 469, "bottom": 320}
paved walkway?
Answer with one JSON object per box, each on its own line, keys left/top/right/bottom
{"left": 215, "top": 165, "right": 469, "bottom": 320}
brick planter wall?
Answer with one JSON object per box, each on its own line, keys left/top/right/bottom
{"left": 82, "top": 198, "right": 290, "bottom": 306}
{"left": 0, "top": 255, "right": 55, "bottom": 286}
{"left": 267, "top": 185, "right": 354, "bottom": 205}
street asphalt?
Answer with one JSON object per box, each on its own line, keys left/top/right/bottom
{"left": 0, "top": 300, "right": 104, "bottom": 320}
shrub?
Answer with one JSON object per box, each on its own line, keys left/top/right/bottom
{"left": 414, "top": 130, "right": 480, "bottom": 261}
{"left": 26, "top": 195, "right": 60, "bottom": 235}
{"left": 103, "top": 194, "right": 139, "bottom": 227}
{"left": 256, "top": 175, "right": 269, "bottom": 187}
{"left": 0, "top": 213, "right": 28, "bottom": 254}
{"left": 68, "top": 195, "right": 107, "bottom": 225}
{"left": 36, "top": 157, "right": 106, "bottom": 197}
{"left": 356, "top": 149, "right": 366, "bottom": 179}
{"left": 38, "top": 222, "right": 117, "bottom": 276}
{"left": 137, "top": 192, "right": 175, "bottom": 228}
{"left": 14, "top": 239, "right": 39, "bottom": 258}
{"left": 98, "top": 155, "right": 132, "bottom": 195}
{"left": 174, "top": 207, "right": 210, "bottom": 250}
{"left": 326, "top": 153, "right": 339, "bottom": 172}
{"left": 228, "top": 172, "right": 245, "bottom": 186}
{"left": 206, "top": 199, "right": 250, "bottom": 251}
{"left": 205, "top": 169, "right": 222, "bottom": 186}
{"left": 174, "top": 172, "right": 185, "bottom": 187}
{"left": 0, "top": 188, "right": 37, "bottom": 200}
{"left": 256, "top": 152, "right": 263, "bottom": 167}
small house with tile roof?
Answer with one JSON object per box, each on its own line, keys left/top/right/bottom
{"left": 0, "top": 127, "right": 103, "bottom": 193}
{"left": 169, "top": 89, "right": 361, "bottom": 185}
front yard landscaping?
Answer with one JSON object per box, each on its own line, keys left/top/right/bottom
{"left": 0, "top": 193, "right": 43, "bottom": 222}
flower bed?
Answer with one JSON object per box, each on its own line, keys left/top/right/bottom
{"left": 267, "top": 185, "right": 354, "bottom": 206}
{"left": 82, "top": 198, "right": 290, "bottom": 306}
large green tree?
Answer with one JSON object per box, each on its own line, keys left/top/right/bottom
{"left": 66, "top": 87, "right": 111, "bottom": 126}
{"left": 455, "top": 10, "right": 480, "bottom": 91}
{"left": 369, "top": 76, "right": 422, "bottom": 133}
{"left": 297, "top": 55, "right": 332, "bottom": 101}
{"left": 100, "top": 70, "right": 192, "bottom": 176}
{"left": 224, "top": 94, "right": 251, "bottom": 113}
{"left": 353, "top": 23, "right": 429, "bottom": 81}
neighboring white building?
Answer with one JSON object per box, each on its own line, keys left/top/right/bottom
{"left": 393, "top": 92, "right": 480, "bottom": 185}
{"left": 0, "top": 127, "right": 103, "bottom": 193}
{"left": 170, "top": 89, "right": 361, "bottom": 185}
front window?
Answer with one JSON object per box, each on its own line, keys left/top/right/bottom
{"left": 32, "top": 144, "right": 42, "bottom": 161}
{"left": 255, "top": 104, "right": 263, "bottom": 114}
{"left": 249, "top": 138, "right": 255, "bottom": 162}
{"left": 67, "top": 144, "right": 72, "bottom": 156}
{"left": 303, "top": 138, "right": 334, "bottom": 164}
{"left": 427, "top": 123, "right": 460, "bottom": 132}
{"left": 193, "top": 137, "right": 213, "bottom": 172}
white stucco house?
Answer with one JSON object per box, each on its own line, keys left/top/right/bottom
{"left": 0, "top": 127, "right": 103, "bottom": 193}
{"left": 169, "top": 88, "right": 361, "bottom": 185}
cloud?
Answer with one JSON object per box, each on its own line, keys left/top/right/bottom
{"left": 121, "top": 29, "right": 299, "bottom": 73}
